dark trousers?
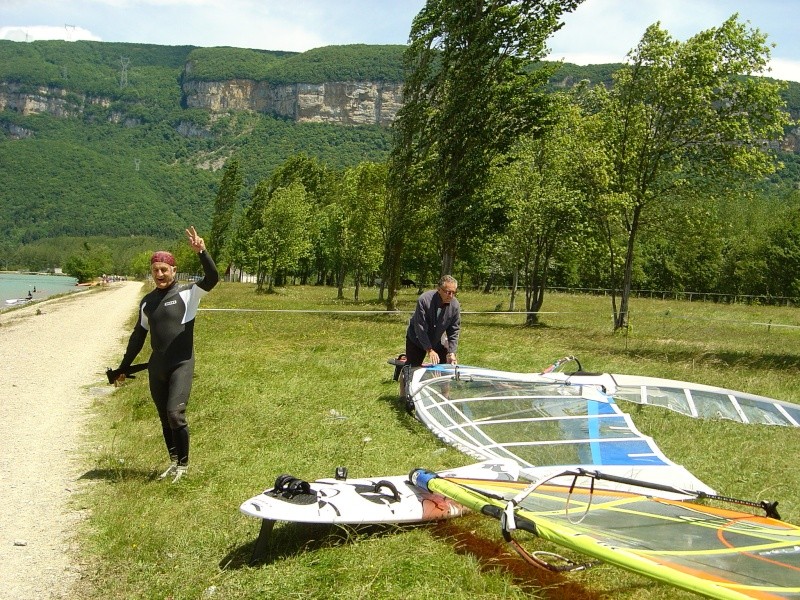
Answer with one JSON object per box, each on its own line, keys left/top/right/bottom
{"left": 405, "top": 338, "right": 447, "bottom": 366}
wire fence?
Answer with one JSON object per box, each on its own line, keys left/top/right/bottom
{"left": 180, "top": 271, "right": 800, "bottom": 309}
{"left": 546, "top": 287, "right": 800, "bottom": 307}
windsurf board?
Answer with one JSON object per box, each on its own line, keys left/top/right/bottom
{"left": 240, "top": 460, "right": 518, "bottom": 526}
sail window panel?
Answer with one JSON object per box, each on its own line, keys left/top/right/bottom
{"left": 435, "top": 396, "right": 616, "bottom": 423}
{"left": 612, "top": 387, "right": 646, "bottom": 404}
{"left": 499, "top": 440, "right": 586, "bottom": 466}
{"left": 447, "top": 380, "right": 586, "bottom": 401}
{"left": 736, "top": 398, "right": 795, "bottom": 426}
{"left": 469, "top": 415, "right": 644, "bottom": 444}
{"left": 684, "top": 390, "right": 744, "bottom": 421}
{"left": 774, "top": 402, "right": 800, "bottom": 426}
{"left": 619, "top": 386, "right": 693, "bottom": 416}
{"left": 445, "top": 421, "right": 667, "bottom": 467}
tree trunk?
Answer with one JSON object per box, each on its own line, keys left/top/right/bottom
{"left": 441, "top": 243, "right": 456, "bottom": 277}
{"left": 482, "top": 272, "right": 493, "bottom": 293}
{"left": 384, "top": 237, "right": 405, "bottom": 311}
{"left": 614, "top": 205, "right": 642, "bottom": 331}
{"left": 256, "top": 259, "right": 266, "bottom": 292}
{"left": 336, "top": 264, "right": 345, "bottom": 300}
{"left": 509, "top": 265, "right": 518, "bottom": 312}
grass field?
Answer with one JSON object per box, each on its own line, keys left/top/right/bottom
{"left": 77, "top": 283, "right": 800, "bottom": 599}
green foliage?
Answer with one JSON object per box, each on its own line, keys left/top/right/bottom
{"left": 1, "top": 37, "right": 800, "bottom": 305}
{"left": 10, "top": 235, "right": 172, "bottom": 275}
{"left": 488, "top": 99, "right": 600, "bottom": 321}
{"left": 548, "top": 61, "right": 621, "bottom": 88}
{"left": 252, "top": 181, "right": 314, "bottom": 292}
{"left": 0, "top": 123, "right": 218, "bottom": 243}
{"left": 390, "top": 0, "right": 583, "bottom": 280}
{"left": 208, "top": 157, "right": 243, "bottom": 264}
{"left": 183, "top": 44, "right": 405, "bottom": 84}
{"left": 184, "top": 47, "right": 296, "bottom": 81}
{"left": 62, "top": 241, "right": 113, "bottom": 282}
{"left": 0, "top": 39, "right": 192, "bottom": 105}
{"left": 763, "top": 203, "right": 800, "bottom": 296}
{"left": 339, "top": 162, "right": 388, "bottom": 296}
{"left": 264, "top": 45, "right": 406, "bottom": 84}
{"left": 592, "top": 16, "right": 792, "bottom": 329}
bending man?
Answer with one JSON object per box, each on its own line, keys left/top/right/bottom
{"left": 111, "top": 226, "right": 218, "bottom": 483}
{"left": 400, "top": 275, "right": 460, "bottom": 400}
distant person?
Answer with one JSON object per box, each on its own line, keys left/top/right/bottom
{"left": 400, "top": 275, "right": 460, "bottom": 398}
{"left": 109, "top": 226, "right": 219, "bottom": 483}
{"left": 405, "top": 275, "right": 460, "bottom": 367}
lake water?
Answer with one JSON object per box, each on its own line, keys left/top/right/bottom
{"left": 0, "top": 273, "right": 80, "bottom": 307}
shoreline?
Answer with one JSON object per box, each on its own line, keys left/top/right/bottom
{"left": 0, "top": 280, "right": 144, "bottom": 600}
{"left": 0, "top": 288, "right": 89, "bottom": 314}
{"left": 0, "top": 272, "right": 84, "bottom": 309}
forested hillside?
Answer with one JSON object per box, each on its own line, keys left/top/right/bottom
{"left": 0, "top": 41, "right": 401, "bottom": 266}
{"left": 1, "top": 39, "right": 798, "bottom": 278}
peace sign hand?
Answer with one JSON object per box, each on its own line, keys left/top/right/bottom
{"left": 186, "top": 226, "right": 206, "bottom": 253}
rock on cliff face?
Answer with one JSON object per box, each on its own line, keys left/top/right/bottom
{"left": 182, "top": 79, "right": 403, "bottom": 126}
{"left": 0, "top": 84, "right": 79, "bottom": 118}
{"left": 0, "top": 83, "right": 113, "bottom": 119}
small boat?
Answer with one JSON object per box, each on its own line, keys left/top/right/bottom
{"left": 4, "top": 297, "right": 31, "bottom": 306}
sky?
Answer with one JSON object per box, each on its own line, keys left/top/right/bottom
{"left": 1, "top": 0, "right": 799, "bottom": 83}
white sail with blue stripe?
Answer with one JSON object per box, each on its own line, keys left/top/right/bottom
{"left": 407, "top": 363, "right": 715, "bottom": 498}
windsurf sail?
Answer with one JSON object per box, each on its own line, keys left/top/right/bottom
{"left": 610, "top": 373, "right": 800, "bottom": 427}
{"left": 525, "top": 356, "right": 800, "bottom": 428}
{"left": 406, "top": 364, "right": 715, "bottom": 497}
{"left": 410, "top": 469, "right": 800, "bottom": 600}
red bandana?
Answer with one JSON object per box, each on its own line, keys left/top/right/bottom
{"left": 150, "top": 251, "right": 176, "bottom": 266}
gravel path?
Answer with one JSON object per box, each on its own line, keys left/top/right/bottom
{"left": 0, "top": 281, "right": 143, "bottom": 600}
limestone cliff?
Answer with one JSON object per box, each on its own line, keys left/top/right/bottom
{"left": 0, "top": 83, "right": 85, "bottom": 118}
{"left": 0, "top": 77, "right": 403, "bottom": 127}
{"left": 181, "top": 79, "right": 403, "bottom": 126}
{"left": 0, "top": 82, "right": 117, "bottom": 121}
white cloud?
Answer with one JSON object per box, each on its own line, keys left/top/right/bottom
{"left": 0, "top": 25, "right": 101, "bottom": 43}
{"left": 766, "top": 59, "right": 800, "bottom": 85}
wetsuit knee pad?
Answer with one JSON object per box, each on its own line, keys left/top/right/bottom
{"left": 166, "top": 405, "right": 187, "bottom": 429}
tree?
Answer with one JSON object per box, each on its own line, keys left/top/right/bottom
{"left": 592, "top": 16, "right": 791, "bottom": 330}
{"left": 250, "top": 182, "right": 313, "bottom": 293}
{"left": 339, "top": 162, "right": 387, "bottom": 301}
{"left": 266, "top": 153, "right": 336, "bottom": 285}
{"left": 318, "top": 200, "right": 349, "bottom": 298}
{"left": 763, "top": 205, "right": 800, "bottom": 297}
{"left": 386, "top": 0, "right": 583, "bottom": 309}
{"left": 490, "top": 100, "right": 598, "bottom": 325}
{"left": 208, "top": 157, "right": 243, "bottom": 272}
{"left": 231, "top": 154, "right": 332, "bottom": 287}
{"left": 62, "top": 241, "right": 113, "bottom": 283}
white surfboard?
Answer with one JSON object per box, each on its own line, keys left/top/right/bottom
{"left": 240, "top": 460, "right": 518, "bottom": 526}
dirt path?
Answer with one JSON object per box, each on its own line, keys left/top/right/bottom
{"left": 0, "top": 281, "right": 143, "bottom": 600}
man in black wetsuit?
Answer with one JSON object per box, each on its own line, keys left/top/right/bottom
{"left": 111, "top": 226, "right": 218, "bottom": 483}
